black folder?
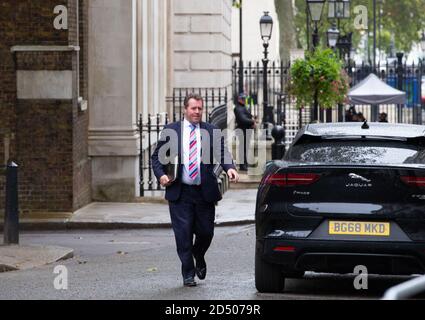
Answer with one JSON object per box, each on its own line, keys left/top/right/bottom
{"left": 165, "top": 155, "right": 179, "bottom": 184}
{"left": 213, "top": 163, "right": 224, "bottom": 179}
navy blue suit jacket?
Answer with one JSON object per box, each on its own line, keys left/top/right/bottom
{"left": 151, "top": 121, "right": 236, "bottom": 203}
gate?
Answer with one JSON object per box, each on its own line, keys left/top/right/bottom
{"left": 232, "top": 60, "right": 291, "bottom": 122}
{"left": 166, "top": 88, "right": 228, "bottom": 124}
{"left": 350, "top": 60, "right": 424, "bottom": 124}
{"left": 233, "top": 58, "right": 425, "bottom": 147}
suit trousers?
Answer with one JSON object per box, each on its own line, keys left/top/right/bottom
{"left": 169, "top": 185, "right": 216, "bottom": 279}
{"left": 237, "top": 128, "right": 252, "bottom": 167}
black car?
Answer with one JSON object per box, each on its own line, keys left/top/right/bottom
{"left": 255, "top": 122, "right": 425, "bottom": 293}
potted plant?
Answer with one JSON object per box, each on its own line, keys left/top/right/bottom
{"left": 289, "top": 48, "right": 349, "bottom": 110}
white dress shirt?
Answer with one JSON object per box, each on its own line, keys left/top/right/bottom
{"left": 182, "top": 119, "right": 201, "bottom": 185}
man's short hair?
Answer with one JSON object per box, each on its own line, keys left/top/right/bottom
{"left": 184, "top": 93, "right": 204, "bottom": 108}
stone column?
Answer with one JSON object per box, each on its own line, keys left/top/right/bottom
{"left": 88, "top": 0, "right": 140, "bottom": 201}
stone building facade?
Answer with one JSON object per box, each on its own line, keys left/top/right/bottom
{"left": 0, "top": 0, "right": 233, "bottom": 214}
{"left": 173, "top": 0, "right": 232, "bottom": 89}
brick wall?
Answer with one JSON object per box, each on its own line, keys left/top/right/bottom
{"left": 68, "top": 0, "right": 78, "bottom": 46}
{"left": 73, "top": 106, "right": 90, "bottom": 210}
{"left": 0, "top": 0, "right": 91, "bottom": 213}
{"left": 16, "top": 99, "right": 74, "bottom": 212}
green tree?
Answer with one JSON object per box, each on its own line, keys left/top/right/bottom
{"left": 290, "top": 48, "right": 349, "bottom": 109}
{"left": 274, "top": 0, "right": 425, "bottom": 58}
{"left": 274, "top": 0, "right": 298, "bottom": 62}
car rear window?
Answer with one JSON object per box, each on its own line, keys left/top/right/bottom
{"left": 287, "top": 140, "right": 425, "bottom": 164}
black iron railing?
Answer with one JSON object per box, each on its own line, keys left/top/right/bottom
{"left": 350, "top": 60, "right": 424, "bottom": 108}
{"left": 234, "top": 58, "right": 424, "bottom": 128}
{"left": 138, "top": 114, "right": 170, "bottom": 196}
{"left": 232, "top": 60, "right": 291, "bottom": 120}
{"left": 166, "top": 88, "right": 229, "bottom": 123}
{"left": 234, "top": 58, "right": 424, "bottom": 148}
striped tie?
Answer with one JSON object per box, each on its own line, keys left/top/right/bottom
{"left": 189, "top": 124, "right": 199, "bottom": 182}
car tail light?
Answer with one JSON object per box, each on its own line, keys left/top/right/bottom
{"left": 273, "top": 246, "right": 296, "bottom": 253}
{"left": 265, "top": 173, "right": 321, "bottom": 187}
{"left": 400, "top": 176, "right": 425, "bottom": 187}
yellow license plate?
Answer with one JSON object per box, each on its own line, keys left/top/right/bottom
{"left": 329, "top": 221, "right": 390, "bottom": 237}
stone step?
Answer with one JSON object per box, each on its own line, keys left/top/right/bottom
{"left": 230, "top": 181, "right": 260, "bottom": 190}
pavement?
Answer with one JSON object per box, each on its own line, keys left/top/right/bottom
{"left": 0, "top": 188, "right": 258, "bottom": 273}
{"left": 0, "top": 245, "right": 74, "bottom": 272}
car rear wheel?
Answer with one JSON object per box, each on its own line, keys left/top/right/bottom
{"left": 255, "top": 248, "right": 285, "bottom": 293}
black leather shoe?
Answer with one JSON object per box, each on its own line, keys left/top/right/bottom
{"left": 195, "top": 259, "right": 207, "bottom": 280}
{"left": 196, "top": 267, "right": 207, "bottom": 280}
{"left": 183, "top": 277, "right": 197, "bottom": 287}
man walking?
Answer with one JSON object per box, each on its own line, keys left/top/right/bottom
{"left": 152, "top": 93, "right": 239, "bottom": 287}
{"left": 234, "top": 93, "right": 256, "bottom": 171}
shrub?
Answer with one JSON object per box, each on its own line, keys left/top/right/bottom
{"left": 290, "top": 48, "right": 349, "bottom": 109}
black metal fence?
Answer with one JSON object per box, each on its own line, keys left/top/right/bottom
{"left": 232, "top": 60, "right": 291, "bottom": 120}
{"left": 233, "top": 58, "right": 424, "bottom": 127}
{"left": 347, "top": 59, "right": 424, "bottom": 124}
{"left": 138, "top": 114, "right": 169, "bottom": 196}
{"left": 233, "top": 58, "right": 424, "bottom": 148}
{"left": 166, "top": 88, "right": 229, "bottom": 125}
{"left": 351, "top": 60, "right": 424, "bottom": 108}
{"left": 139, "top": 88, "right": 230, "bottom": 196}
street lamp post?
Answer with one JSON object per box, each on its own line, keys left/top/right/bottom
{"left": 328, "top": 0, "right": 350, "bottom": 20}
{"left": 337, "top": 32, "right": 353, "bottom": 62}
{"left": 421, "top": 32, "right": 425, "bottom": 112}
{"left": 260, "top": 12, "right": 273, "bottom": 139}
{"left": 328, "top": 0, "right": 351, "bottom": 59}
{"left": 306, "top": 0, "right": 325, "bottom": 122}
{"left": 328, "top": 0, "right": 351, "bottom": 123}
{"left": 378, "top": 0, "right": 383, "bottom": 63}
{"left": 238, "top": 0, "right": 244, "bottom": 95}
{"left": 306, "top": 5, "right": 311, "bottom": 51}
{"left": 373, "top": 0, "right": 377, "bottom": 73}
{"left": 307, "top": 0, "right": 325, "bottom": 50}
{"left": 336, "top": 32, "right": 353, "bottom": 123}
{"left": 327, "top": 22, "right": 340, "bottom": 50}
{"left": 326, "top": 23, "right": 340, "bottom": 123}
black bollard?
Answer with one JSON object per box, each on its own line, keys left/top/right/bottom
{"left": 4, "top": 162, "right": 19, "bottom": 245}
{"left": 271, "top": 126, "right": 286, "bottom": 160}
